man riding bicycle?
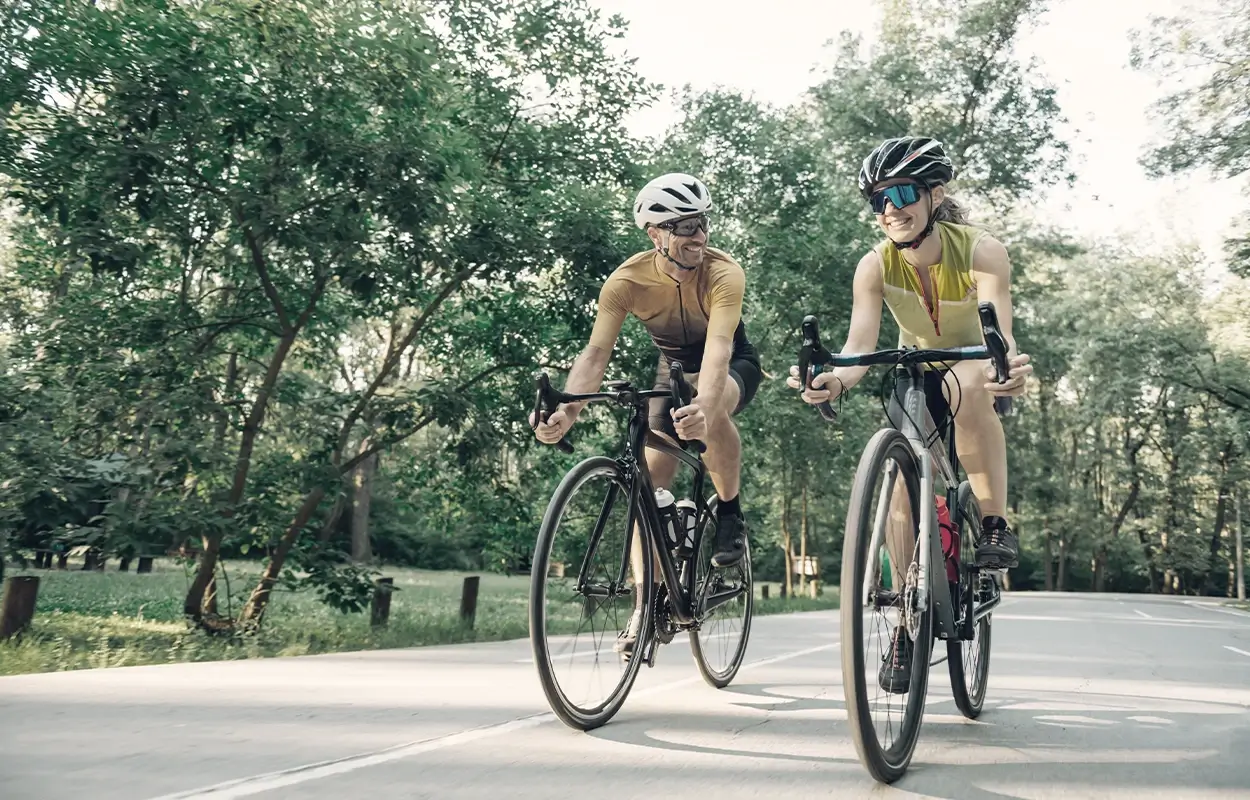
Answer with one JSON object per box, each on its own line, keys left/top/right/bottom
{"left": 788, "top": 136, "right": 1033, "bottom": 692}
{"left": 531, "top": 172, "right": 762, "bottom": 653}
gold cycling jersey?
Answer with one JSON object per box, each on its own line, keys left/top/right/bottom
{"left": 587, "top": 247, "right": 756, "bottom": 372}
{"left": 877, "top": 220, "right": 987, "bottom": 352}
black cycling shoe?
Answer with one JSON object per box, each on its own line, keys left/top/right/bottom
{"left": 711, "top": 510, "right": 747, "bottom": 568}
{"left": 878, "top": 625, "right": 913, "bottom": 694}
{"left": 975, "top": 516, "right": 1019, "bottom": 569}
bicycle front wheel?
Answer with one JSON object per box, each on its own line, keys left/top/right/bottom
{"left": 840, "top": 427, "right": 933, "bottom": 784}
{"left": 689, "top": 498, "right": 754, "bottom": 688}
{"left": 529, "top": 456, "right": 652, "bottom": 730}
{"left": 948, "top": 480, "right": 992, "bottom": 718}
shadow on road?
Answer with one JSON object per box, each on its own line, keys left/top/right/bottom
{"left": 585, "top": 677, "right": 1249, "bottom": 799}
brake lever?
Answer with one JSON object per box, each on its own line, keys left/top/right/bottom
{"left": 531, "top": 371, "right": 574, "bottom": 453}
{"left": 799, "top": 315, "right": 838, "bottom": 422}
{"left": 668, "top": 361, "right": 707, "bottom": 454}
{"left": 977, "top": 302, "right": 1013, "bottom": 417}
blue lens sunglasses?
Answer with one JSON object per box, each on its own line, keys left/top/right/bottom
{"left": 869, "top": 183, "right": 924, "bottom": 214}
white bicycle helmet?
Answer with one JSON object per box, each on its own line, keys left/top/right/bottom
{"left": 632, "top": 173, "right": 712, "bottom": 229}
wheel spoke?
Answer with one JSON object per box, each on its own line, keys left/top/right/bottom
{"left": 530, "top": 459, "right": 650, "bottom": 731}
{"left": 841, "top": 428, "right": 933, "bottom": 784}
{"left": 690, "top": 498, "right": 753, "bottom": 689}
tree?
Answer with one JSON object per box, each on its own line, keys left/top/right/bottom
{"left": 2, "top": 0, "right": 655, "bottom": 627}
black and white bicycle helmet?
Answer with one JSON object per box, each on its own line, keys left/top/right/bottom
{"left": 632, "top": 173, "right": 712, "bottom": 229}
{"left": 858, "top": 137, "right": 954, "bottom": 199}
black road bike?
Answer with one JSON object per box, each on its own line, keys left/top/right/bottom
{"left": 797, "top": 301, "right": 1013, "bottom": 783}
{"left": 528, "top": 362, "right": 753, "bottom": 730}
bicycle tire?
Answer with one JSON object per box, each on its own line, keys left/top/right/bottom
{"left": 529, "top": 456, "right": 653, "bottom": 731}
{"left": 689, "top": 499, "right": 755, "bottom": 688}
{"left": 947, "top": 480, "right": 992, "bottom": 719}
{"left": 840, "top": 427, "right": 933, "bottom": 784}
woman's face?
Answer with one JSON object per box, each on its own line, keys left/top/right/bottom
{"left": 871, "top": 178, "right": 945, "bottom": 242}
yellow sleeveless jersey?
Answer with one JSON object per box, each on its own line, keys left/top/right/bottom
{"left": 587, "top": 247, "right": 754, "bottom": 372}
{"left": 877, "top": 221, "right": 987, "bottom": 352}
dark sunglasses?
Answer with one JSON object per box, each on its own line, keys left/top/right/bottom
{"left": 659, "top": 214, "right": 710, "bottom": 237}
{"left": 869, "top": 183, "right": 923, "bottom": 214}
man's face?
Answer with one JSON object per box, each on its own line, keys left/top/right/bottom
{"left": 649, "top": 213, "right": 709, "bottom": 268}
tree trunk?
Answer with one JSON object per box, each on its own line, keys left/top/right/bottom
{"left": 781, "top": 478, "right": 793, "bottom": 598}
{"left": 214, "top": 352, "right": 239, "bottom": 444}
{"left": 1093, "top": 547, "right": 1106, "bottom": 592}
{"left": 351, "top": 450, "right": 378, "bottom": 563}
{"left": 1043, "top": 525, "right": 1054, "bottom": 591}
{"left": 185, "top": 332, "right": 298, "bottom": 621}
{"left": 798, "top": 485, "right": 809, "bottom": 594}
{"left": 239, "top": 488, "right": 327, "bottom": 625}
{"left": 317, "top": 488, "right": 349, "bottom": 544}
{"left": 1056, "top": 532, "right": 1068, "bottom": 591}
{"left": 1236, "top": 486, "right": 1245, "bottom": 601}
{"left": 1204, "top": 443, "right": 1235, "bottom": 595}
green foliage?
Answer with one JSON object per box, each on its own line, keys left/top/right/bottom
{"left": 1133, "top": 0, "right": 1250, "bottom": 179}
{"left": 0, "top": 560, "right": 835, "bottom": 675}
{"left": 3, "top": 0, "right": 1250, "bottom": 656}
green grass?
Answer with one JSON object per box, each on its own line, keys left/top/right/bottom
{"left": 0, "top": 560, "right": 837, "bottom": 676}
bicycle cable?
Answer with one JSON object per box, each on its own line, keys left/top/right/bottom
{"left": 872, "top": 358, "right": 964, "bottom": 449}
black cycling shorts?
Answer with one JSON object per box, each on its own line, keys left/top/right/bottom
{"left": 887, "top": 366, "right": 956, "bottom": 446}
{"left": 647, "top": 351, "right": 762, "bottom": 442}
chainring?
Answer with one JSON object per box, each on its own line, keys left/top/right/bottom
{"left": 652, "top": 583, "right": 677, "bottom": 645}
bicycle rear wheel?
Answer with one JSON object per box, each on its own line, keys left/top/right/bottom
{"left": 689, "top": 498, "right": 754, "bottom": 688}
{"left": 840, "top": 428, "right": 932, "bottom": 784}
{"left": 948, "top": 480, "right": 992, "bottom": 719}
{"left": 529, "top": 456, "right": 652, "bottom": 730}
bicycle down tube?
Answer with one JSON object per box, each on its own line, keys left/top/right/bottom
{"left": 532, "top": 362, "right": 720, "bottom": 628}
{"left": 798, "top": 301, "right": 1012, "bottom": 642}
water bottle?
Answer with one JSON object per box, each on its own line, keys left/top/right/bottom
{"left": 675, "top": 499, "right": 697, "bottom": 555}
{"left": 655, "top": 488, "right": 680, "bottom": 549}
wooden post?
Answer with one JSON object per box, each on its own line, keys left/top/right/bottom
{"left": 1, "top": 576, "right": 40, "bottom": 639}
{"left": 118, "top": 557, "right": 132, "bottom": 572}
{"left": 1237, "top": 488, "right": 1245, "bottom": 602}
{"left": 370, "top": 577, "right": 393, "bottom": 627}
{"left": 136, "top": 556, "right": 154, "bottom": 574}
{"left": 761, "top": 584, "right": 770, "bottom": 600}
{"left": 56, "top": 553, "right": 68, "bottom": 570}
{"left": 460, "top": 575, "right": 480, "bottom": 628}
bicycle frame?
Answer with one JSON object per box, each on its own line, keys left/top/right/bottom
{"left": 532, "top": 365, "right": 741, "bottom": 631}
{"left": 872, "top": 363, "right": 962, "bottom": 641}
{"left": 798, "top": 301, "right": 1012, "bottom": 643}
{"left": 622, "top": 415, "right": 709, "bottom": 627}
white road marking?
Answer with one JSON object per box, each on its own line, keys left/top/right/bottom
{"left": 148, "top": 640, "right": 840, "bottom": 799}
{"left": 1225, "top": 646, "right": 1250, "bottom": 659}
{"left": 1185, "top": 601, "right": 1250, "bottom": 620}
{"left": 1134, "top": 609, "right": 1152, "bottom": 619}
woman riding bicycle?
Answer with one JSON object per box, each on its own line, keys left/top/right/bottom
{"left": 788, "top": 135, "right": 1032, "bottom": 687}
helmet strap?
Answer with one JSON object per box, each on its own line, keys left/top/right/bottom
{"left": 657, "top": 230, "right": 699, "bottom": 272}
{"left": 889, "top": 191, "right": 940, "bottom": 251}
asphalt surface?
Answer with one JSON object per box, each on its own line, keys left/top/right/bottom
{"left": 2, "top": 592, "right": 1249, "bottom": 799}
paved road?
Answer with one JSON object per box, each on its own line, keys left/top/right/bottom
{"left": 2, "top": 592, "right": 1249, "bottom": 799}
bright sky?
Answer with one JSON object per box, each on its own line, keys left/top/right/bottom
{"left": 589, "top": 0, "right": 1247, "bottom": 270}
